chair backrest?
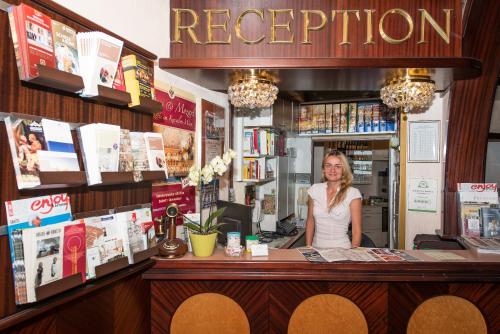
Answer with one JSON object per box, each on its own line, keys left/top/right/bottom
{"left": 347, "top": 231, "right": 376, "bottom": 248}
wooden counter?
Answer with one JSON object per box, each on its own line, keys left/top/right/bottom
{"left": 144, "top": 249, "right": 500, "bottom": 333}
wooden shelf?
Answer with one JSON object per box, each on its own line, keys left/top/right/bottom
{"left": 94, "top": 257, "right": 129, "bottom": 278}
{"left": 241, "top": 177, "right": 276, "bottom": 184}
{"left": 141, "top": 170, "right": 167, "bottom": 182}
{"left": 24, "top": 65, "right": 84, "bottom": 94}
{"left": 73, "top": 208, "right": 114, "bottom": 220}
{"left": 35, "top": 171, "right": 86, "bottom": 189}
{"left": 87, "top": 85, "right": 131, "bottom": 106}
{"left": 132, "top": 247, "right": 159, "bottom": 264}
{"left": 130, "top": 96, "right": 163, "bottom": 114}
{"left": 35, "top": 273, "right": 84, "bottom": 302}
{"left": 99, "top": 171, "right": 135, "bottom": 185}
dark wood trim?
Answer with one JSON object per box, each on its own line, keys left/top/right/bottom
{"left": 443, "top": 0, "right": 500, "bottom": 236}
{"left": 145, "top": 259, "right": 500, "bottom": 282}
{"left": 29, "top": 0, "right": 157, "bottom": 60}
{"left": 489, "top": 133, "right": 500, "bottom": 141}
{"left": 159, "top": 57, "right": 481, "bottom": 80}
{"left": 0, "top": 260, "right": 154, "bottom": 332}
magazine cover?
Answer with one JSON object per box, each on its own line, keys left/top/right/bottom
{"left": 129, "top": 132, "right": 150, "bottom": 182}
{"left": 96, "top": 123, "right": 121, "bottom": 172}
{"left": 39, "top": 118, "right": 79, "bottom": 172}
{"left": 119, "top": 129, "right": 134, "bottom": 172}
{"left": 480, "top": 207, "right": 500, "bottom": 237}
{"left": 22, "top": 223, "right": 66, "bottom": 303}
{"left": 5, "top": 193, "right": 72, "bottom": 303}
{"left": 122, "top": 54, "right": 152, "bottom": 106}
{"left": 144, "top": 132, "right": 168, "bottom": 177}
{"left": 63, "top": 223, "right": 86, "bottom": 282}
{"left": 153, "top": 82, "right": 196, "bottom": 176}
{"left": 5, "top": 116, "right": 47, "bottom": 189}
{"left": 84, "top": 214, "right": 125, "bottom": 279}
{"left": 10, "top": 4, "right": 56, "bottom": 80}
{"left": 52, "top": 20, "right": 79, "bottom": 75}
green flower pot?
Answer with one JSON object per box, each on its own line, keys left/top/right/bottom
{"left": 189, "top": 232, "right": 217, "bottom": 257}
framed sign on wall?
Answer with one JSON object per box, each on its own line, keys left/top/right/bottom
{"left": 408, "top": 121, "right": 441, "bottom": 163}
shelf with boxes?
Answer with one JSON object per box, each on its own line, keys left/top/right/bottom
{"left": 298, "top": 100, "right": 397, "bottom": 136}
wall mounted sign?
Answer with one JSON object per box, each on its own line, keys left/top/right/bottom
{"left": 408, "top": 177, "right": 438, "bottom": 213}
{"left": 170, "top": 0, "right": 461, "bottom": 58}
{"left": 408, "top": 120, "right": 440, "bottom": 163}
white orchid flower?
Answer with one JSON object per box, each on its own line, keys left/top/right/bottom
{"left": 213, "top": 160, "right": 228, "bottom": 176}
{"left": 228, "top": 149, "right": 237, "bottom": 159}
{"left": 222, "top": 151, "right": 232, "bottom": 165}
{"left": 210, "top": 156, "right": 224, "bottom": 169}
{"left": 201, "top": 165, "right": 214, "bottom": 184}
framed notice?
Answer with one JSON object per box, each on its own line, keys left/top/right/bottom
{"left": 408, "top": 178, "right": 438, "bottom": 213}
{"left": 408, "top": 121, "right": 440, "bottom": 163}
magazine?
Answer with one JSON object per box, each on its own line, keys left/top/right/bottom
{"left": 39, "top": 118, "right": 79, "bottom": 172}
{"left": 5, "top": 194, "right": 72, "bottom": 304}
{"left": 52, "top": 20, "right": 79, "bottom": 75}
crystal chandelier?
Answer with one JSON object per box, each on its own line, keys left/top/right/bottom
{"left": 380, "top": 69, "right": 436, "bottom": 113}
{"left": 228, "top": 69, "right": 279, "bottom": 109}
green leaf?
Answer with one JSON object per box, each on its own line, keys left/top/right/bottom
{"left": 203, "top": 207, "right": 226, "bottom": 232}
{"left": 184, "top": 222, "right": 202, "bottom": 233}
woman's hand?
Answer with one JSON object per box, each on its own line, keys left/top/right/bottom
{"left": 350, "top": 198, "right": 362, "bottom": 247}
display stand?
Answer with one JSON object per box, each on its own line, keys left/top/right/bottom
{"left": 141, "top": 170, "right": 167, "bottom": 181}
{"left": 133, "top": 247, "right": 159, "bottom": 263}
{"left": 99, "top": 172, "right": 135, "bottom": 185}
{"left": 35, "top": 273, "right": 84, "bottom": 302}
{"left": 94, "top": 257, "right": 129, "bottom": 278}
{"left": 87, "top": 85, "right": 132, "bottom": 106}
{"left": 130, "top": 96, "right": 163, "bottom": 114}
{"left": 24, "top": 65, "right": 84, "bottom": 94}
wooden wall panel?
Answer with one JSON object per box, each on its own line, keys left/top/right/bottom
{"left": 170, "top": 0, "right": 461, "bottom": 58}
{"left": 443, "top": 0, "right": 500, "bottom": 236}
{"left": 0, "top": 0, "right": 156, "bottom": 327}
{"left": 151, "top": 281, "right": 269, "bottom": 334}
{"left": 388, "top": 282, "right": 500, "bottom": 333}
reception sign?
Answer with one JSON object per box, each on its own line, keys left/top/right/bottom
{"left": 170, "top": 0, "right": 461, "bottom": 58}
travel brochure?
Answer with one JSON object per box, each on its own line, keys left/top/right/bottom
{"left": 297, "top": 247, "right": 421, "bottom": 263}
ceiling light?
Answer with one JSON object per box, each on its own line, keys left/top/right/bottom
{"left": 228, "top": 69, "right": 278, "bottom": 109}
{"left": 381, "top": 69, "right": 436, "bottom": 112}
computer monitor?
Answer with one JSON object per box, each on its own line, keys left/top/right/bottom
{"left": 216, "top": 200, "right": 253, "bottom": 246}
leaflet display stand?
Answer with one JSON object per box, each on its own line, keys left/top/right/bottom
{"left": 24, "top": 65, "right": 85, "bottom": 94}
{"left": 37, "top": 171, "right": 87, "bottom": 189}
{"left": 133, "top": 247, "right": 159, "bottom": 263}
{"left": 141, "top": 170, "right": 167, "bottom": 181}
{"left": 99, "top": 171, "right": 135, "bottom": 185}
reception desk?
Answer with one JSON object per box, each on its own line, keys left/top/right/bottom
{"left": 144, "top": 249, "right": 500, "bottom": 334}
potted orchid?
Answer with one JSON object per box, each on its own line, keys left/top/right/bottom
{"left": 183, "top": 149, "right": 237, "bottom": 256}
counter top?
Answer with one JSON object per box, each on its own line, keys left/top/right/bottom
{"left": 144, "top": 249, "right": 500, "bottom": 282}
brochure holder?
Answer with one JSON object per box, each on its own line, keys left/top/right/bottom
{"left": 37, "top": 171, "right": 87, "bottom": 189}
{"left": 99, "top": 172, "right": 135, "bottom": 185}
{"left": 94, "top": 256, "right": 129, "bottom": 278}
{"left": 35, "top": 273, "right": 84, "bottom": 302}
{"left": 73, "top": 208, "right": 114, "bottom": 220}
{"left": 141, "top": 171, "right": 167, "bottom": 182}
{"left": 87, "top": 85, "right": 132, "bottom": 106}
{"left": 130, "top": 96, "right": 163, "bottom": 114}
{"left": 132, "top": 247, "right": 159, "bottom": 263}
{"left": 24, "top": 65, "right": 84, "bottom": 94}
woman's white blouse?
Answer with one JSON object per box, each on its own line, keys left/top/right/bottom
{"left": 307, "top": 183, "right": 362, "bottom": 249}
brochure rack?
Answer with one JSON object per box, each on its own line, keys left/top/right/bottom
{"left": 130, "top": 96, "right": 163, "bottom": 114}
{"left": 37, "top": 171, "right": 87, "bottom": 189}
{"left": 94, "top": 256, "right": 130, "bottom": 278}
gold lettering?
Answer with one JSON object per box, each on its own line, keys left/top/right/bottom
{"left": 172, "top": 8, "right": 201, "bottom": 44}
{"left": 235, "top": 9, "right": 265, "bottom": 44}
{"left": 269, "top": 9, "right": 295, "bottom": 44}
{"left": 301, "top": 10, "right": 327, "bottom": 44}
{"left": 364, "top": 9, "right": 376, "bottom": 44}
{"left": 204, "top": 9, "right": 231, "bottom": 44}
{"left": 379, "top": 8, "right": 414, "bottom": 44}
{"left": 332, "top": 10, "right": 360, "bottom": 45}
{"left": 418, "top": 9, "right": 452, "bottom": 44}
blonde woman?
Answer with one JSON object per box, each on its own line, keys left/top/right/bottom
{"left": 306, "top": 151, "right": 362, "bottom": 249}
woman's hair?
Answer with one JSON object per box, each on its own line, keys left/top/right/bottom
{"left": 322, "top": 150, "right": 353, "bottom": 210}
